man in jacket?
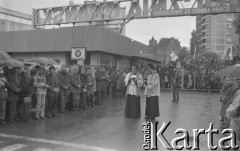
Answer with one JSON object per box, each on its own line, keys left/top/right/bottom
{"left": 0, "top": 65, "right": 8, "bottom": 125}
{"left": 46, "top": 66, "right": 60, "bottom": 117}
{"left": 95, "top": 67, "right": 105, "bottom": 105}
{"left": 69, "top": 66, "right": 82, "bottom": 111}
{"left": 7, "top": 67, "right": 23, "bottom": 122}
{"left": 172, "top": 67, "right": 181, "bottom": 103}
{"left": 21, "top": 66, "right": 34, "bottom": 122}
{"left": 58, "top": 65, "right": 71, "bottom": 112}
{"left": 79, "top": 66, "right": 89, "bottom": 110}
{"left": 33, "top": 68, "right": 48, "bottom": 119}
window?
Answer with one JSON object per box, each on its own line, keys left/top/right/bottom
{"left": 27, "top": 20, "right": 32, "bottom": 25}
{"left": 13, "top": 17, "right": 21, "bottom": 23}
{"left": 226, "top": 38, "right": 232, "bottom": 43}
{"left": 100, "top": 54, "right": 117, "bottom": 70}
{"left": 227, "top": 18, "right": 233, "bottom": 22}
{"left": 6, "top": 15, "right": 13, "bottom": 21}
{"left": 0, "top": 20, "right": 7, "bottom": 31}
{"left": 226, "top": 31, "right": 230, "bottom": 36}
{"left": 216, "top": 38, "right": 225, "bottom": 44}
{"left": 216, "top": 31, "right": 225, "bottom": 37}
{"left": 216, "top": 45, "right": 225, "bottom": 52}
{"left": 14, "top": 22, "right": 21, "bottom": 31}
{"left": 216, "top": 24, "right": 226, "bottom": 30}
{"left": 6, "top": 20, "right": 14, "bottom": 31}
{"left": 227, "top": 24, "right": 232, "bottom": 29}
{"left": 0, "top": 13, "right": 6, "bottom": 20}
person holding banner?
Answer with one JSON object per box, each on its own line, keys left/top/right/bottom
{"left": 124, "top": 66, "right": 143, "bottom": 119}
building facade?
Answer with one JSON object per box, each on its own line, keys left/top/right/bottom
{"left": 196, "top": 1, "right": 239, "bottom": 58}
{"left": 0, "top": 7, "right": 32, "bottom": 32}
{"left": 155, "top": 38, "right": 182, "bottom": 62}
{"left": 0, "top": 26, "right": 159, "bottom": 71}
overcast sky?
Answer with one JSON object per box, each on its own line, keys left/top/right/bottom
{"left": 0, "top": 0, "right": 196, "bottom": 47}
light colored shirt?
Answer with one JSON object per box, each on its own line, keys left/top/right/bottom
{"left": 144, "top": 71, "right": 160, "bottom": 97}
{"left": 124, "top": 72, "right": 143, "bottom": 96}
{"left": 33, "top": 75, "right": 47, "bottom": 95}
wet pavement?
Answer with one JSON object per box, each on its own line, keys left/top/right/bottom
{"left": 0, "top": 90, "right": 235, "bottom": 151}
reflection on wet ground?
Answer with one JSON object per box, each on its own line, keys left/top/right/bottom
{"left": 0, "top": 90, "right": 229, "bottom": 150}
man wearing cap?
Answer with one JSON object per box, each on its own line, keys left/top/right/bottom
{"left": 7, "top": 67, "right": 23, "bottom": 122}
{"left": 58, "top": 65, "right": 71, "bottom": 112}
{"left": 0, "top": 65, "right": 8, "bottom": 124}
{"left": 46, "top": 66, "right": 60, "bottom": 117}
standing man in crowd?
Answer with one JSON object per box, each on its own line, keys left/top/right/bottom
{"left": 46, "top": 66, "right": 60, "bottom": 117}
{"left": 7, "top": 67, "right": 23, "bottom": 121}
{"left": 33, "top": 68, "right": 48, "bottom": 120}
{"left": 21, "top": 66, "right": 34, "bottom": 122}
{"left": 58, "top": 65, "right": 71, "bottom": 112}
{"left": 69, "top": 66, "right": 82, "bottom": 111}
{"left": 0, "top": 65, "right": 8, "bottom": 124}
{"left": 87, "top": 68, "right": 95, "bottom": 108}
{"left": 79, "top": 66, "right": 89, "bottom": 110}
{"left": 95, "top": 67, "right": 105, "bottom": 105}
{"left": 172, "top": 63, "right": 181, "bottom": 103}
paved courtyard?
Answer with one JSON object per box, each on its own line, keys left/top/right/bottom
{"left": 0, "top": 90, "right": 235, "bottom": 151}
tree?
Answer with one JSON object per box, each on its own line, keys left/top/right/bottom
{"left": 178, "top": 46, "right": 190, "bottom": 61}
{"left": 189, "top": 30, "right": 197, "bottom": 55}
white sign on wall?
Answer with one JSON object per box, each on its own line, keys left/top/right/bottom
{"left": 71, "top": 47, "right": 86, "bottom": 60}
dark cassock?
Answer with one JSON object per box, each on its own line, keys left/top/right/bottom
{"left": 144, "top": 70, "right": 160, "bottom": 119}
{"left": 124, "top": 71, "right": 143, "bottom": 119}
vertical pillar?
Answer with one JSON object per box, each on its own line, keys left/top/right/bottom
{"left": 181, "top": 68, "right": 184, "bottom": 89}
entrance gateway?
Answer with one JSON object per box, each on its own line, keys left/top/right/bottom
{"left": 32, "top": 0, "right": 240, "bottom": 28}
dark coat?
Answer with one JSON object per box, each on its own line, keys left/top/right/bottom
{"left": 80, "top": 74, "right": 88, "bottom": 87}
{"left": 58, "top": 71, "right": 71, "bottom": 96}
{"left": 116, "top": 73, "right": 124, "bottom": 90}
{"left": 172, "top": 69, "right": 181, "bottom": 88}
{"left": 46, "top": 73, "right": 60, "bottom": 96}
{"left": 0, "top": 73, "right": 8, "bottom": 100}
{"left": 95, "top": 71, "right": 105, "bottom": 92}
{"left": 21, "top": 71, "right": 34, "bottom": 97}
{"left": 7, "top": 72, "right": 23, "bottom": 102}
{"left": 69, "top": 73, "right": 81, "bottom": 94}
{"left": 87, "top": 74, "right": 95, "bottom": 95}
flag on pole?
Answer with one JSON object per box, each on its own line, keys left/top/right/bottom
{"left": 170, "top": 51, "right": 179, "bottom": 62}
{"left": 222, "top": 45, "right": 233, "bottom": 60}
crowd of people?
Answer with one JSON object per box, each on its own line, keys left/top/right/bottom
{"left": 0, "top": 58, "right": 239, "bottom": 141}
{"left": 137, "top": 59, "right": 238, "bottom": 91}
{"left": 0, "top": 64, "right": 128, "bottom": 125}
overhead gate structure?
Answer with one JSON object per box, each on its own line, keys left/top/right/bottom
{"left": 32, "top": 0, "right": 240, "bottom": 28}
